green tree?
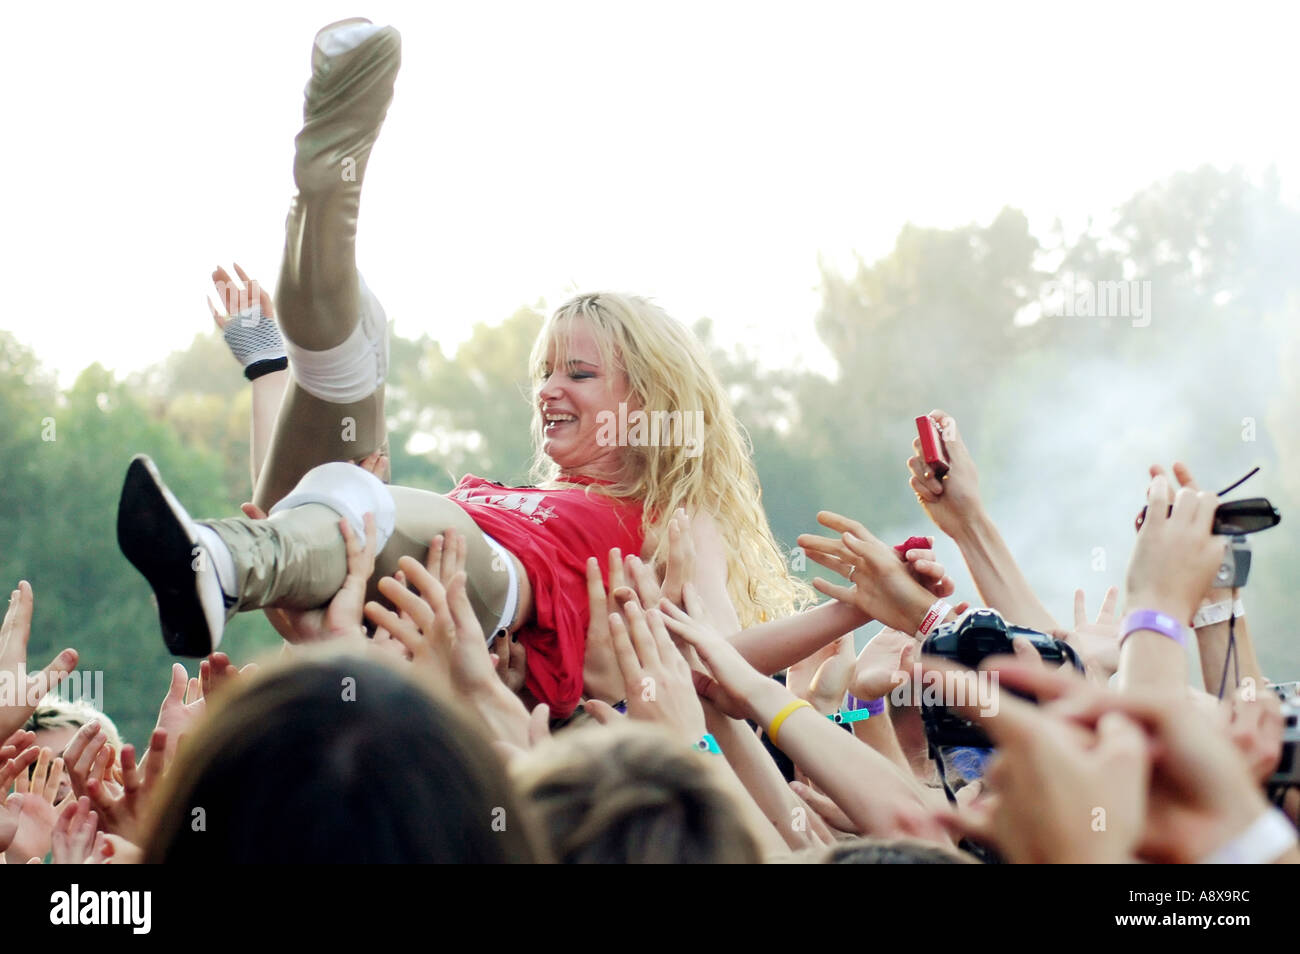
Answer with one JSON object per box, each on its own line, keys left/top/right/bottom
{"left": 386, "top": 307, "right": 545, "bottom": 488}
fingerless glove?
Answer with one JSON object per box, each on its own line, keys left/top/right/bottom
{"left": 221, "top": 305, "right": 288, "bottom": 380}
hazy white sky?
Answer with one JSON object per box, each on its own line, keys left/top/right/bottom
{"left": 4, "top": 1, "right": 1297, "bottom": 385}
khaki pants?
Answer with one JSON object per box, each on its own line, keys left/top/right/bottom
{"left": 201, "top": 488, "right": 513, "bottom": 637}
{"left": 216, "top": 25, "right": 514, "bottom": 637}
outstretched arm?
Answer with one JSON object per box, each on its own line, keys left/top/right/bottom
{"left": 688, "top": 516, "right": 955, "bottom": 676}
{"left": 662, "top": 589, "right": 942, "bottom": 842}
{"left": 249, "top": 372, "right": 289, "bottom": 485}
{"left": 683, "top": 510, "right": 743, "bottom": 637}
{"left": 729, "top": 600, "right": 866, "bottom": 676}
{"left": 1118, "top": 471, "right": 1223, "bottom": 694}
{"left": 909, "top": 410, "right": 1058, "bottom": 632}
{"left": 209, "top": 263, "right": 290, "bottom": 488}
{"left": 651, "top": 509, "right": 866, "bottom": 673}
{"left": 1149, "top": 463, "right": 1265, "bottom": 694}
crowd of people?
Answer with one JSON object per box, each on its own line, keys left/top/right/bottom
{"left": 2, "top": 18, "right": 1295, "bottom": 865}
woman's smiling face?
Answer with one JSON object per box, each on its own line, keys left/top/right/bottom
{"left": 536, "top": 317, "right": 635, "bottom": 480}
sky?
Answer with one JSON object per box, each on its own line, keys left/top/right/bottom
{"left": 4, "top": 1, "right": 1298, "bottom": 386}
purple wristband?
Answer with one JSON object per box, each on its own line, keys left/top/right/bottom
{"left": 845, "top": 693, "right": 886, "bottom": 716}
{"left": 1120, "top": 609, "right": 1189, "bottom": 648}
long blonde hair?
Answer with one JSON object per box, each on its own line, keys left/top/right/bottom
{"left": 528, "top": 292, "right": 814, "bottom": 626}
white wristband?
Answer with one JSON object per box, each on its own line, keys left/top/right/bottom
{"left": 1199, "top": 808, "right": 1297, "bottom": 864}
{"left": 916, "top": 599, "right": 952, "bottom": 639}
{"left": 1192, "top": 598, "right": 1245, "bottom": 629}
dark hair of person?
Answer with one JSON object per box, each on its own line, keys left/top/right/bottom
{"left": 142, "top": 653, "right": 539, "bottom": 863}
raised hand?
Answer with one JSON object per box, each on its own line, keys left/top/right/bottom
{"left": 582, "top": 550, "right": 629, "bottom": 703}
{"left": 411, "top": 535, "right": 522, "bottom": 688}
{"left": 425, "top": 527, "right": 463, "bottom": 590}
{"left": 788, "top": 636, "right": 854, "bottom": 716}
{"left": 658, "top": 584, "right": 771, "bottom": 719}
{"left": 1125, "top": 473, "right": 1225, "bottom": 624}
{"left": 0, "top": 744, "right": 41, "bottom": 856}
{"left": 1145, "top": 461, "right": 1201, "bottom": 508}
{"left": 368, "top": 548, "right": 494, "bottom": 696}
{"left": 798, "top": 512, "right": 940, "bottom": 635}
{"left": 898, "top": 538, "right": 956, "bottom": 598}
{"left": 806, "top": 635, "right": 857, "bottom": 716}
{"left": 1, "top": 743, "right": 40, "bottom": 786}
{"left": 659, "top": 509, "right": 696, "bottom": 607}
{"left": 622, "top": 553, "right": 664, "bottom": 609}
{"left": 50, "top": 796, "right": 99, "bottom": 865}
{"left": 0, "top": 792, "right": 22, "bottom": 855}
{"left": 989, "top": 660, "right": 1279, "bottom": 863}
{"left": 907, "top": 410, "right": 985, "bottom": 537}
{"left": 786, "top": 638, "right": 834, "bottom": 704}
{"left": 1057, "top": 586, "right": 1121, "bottom": 682}
{"left": 0, "top": 729, "right": 36, "bottom": 764}
{"left": 608, "top": 596, "right": 706, "bottom": 744}
{"left": 6, "top": 746, "right": 69, "bottom": 863}
{"left": 85, "top": 730, "right": 167, "bottom": 843}
{"left": 199, "top": 652, "right": 258, "bottom": 701}
{"left": 1226, "top": 692, "right": 1285, "bottom": 784}
{"left": 323, "top": 513, "right": 379, "bottom": 638}
{"left": 852, "top": 627, "right": 917, "bottom": 702}
{"left": 488, "top": 633, "right": 528, "bottom": 694}
{"left": 149, "top": 663, "right": 206, "bottom": 766}
{"left": 240, "top": 506, "right": 378, "bottom": 644}
{"left": 209, "top": 262, "right": 274, "bottom": 329}
{"left": 0, "top": 582, "right": 78, "bottom": 740}
{"left": 61, "top": 720, "right": 114, "bottom": 799}
{"left": 367, "top": 549, "right": 531, "bottom": 748}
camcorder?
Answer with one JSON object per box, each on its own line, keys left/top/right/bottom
{"left": 919, "top": 608, "right": 1084, "bottom": 749}
{"left": 1134, "top": 466, "right": 1281, "bottom": 589}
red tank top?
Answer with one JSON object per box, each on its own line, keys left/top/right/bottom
{"left": 447, "top": 474, "right": 645, "bottom": 716}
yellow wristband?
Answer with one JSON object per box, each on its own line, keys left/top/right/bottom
{"left": 768, "top": 699, "right": 813, "bottom": 746}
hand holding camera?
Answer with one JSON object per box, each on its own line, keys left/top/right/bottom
{"left": 1124, "top": 473, "right": 1226, "bottom": 624}
{"left": 908, "top": 410, "right": 985, "bottom": 539}
{"left": 1134, "top": 463, "right": 1280, "bottom": 591}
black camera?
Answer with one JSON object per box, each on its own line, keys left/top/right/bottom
{"left": 1134, "top": 496, "right": 1281, "bottom": 536}
{"left": 919, "top": 608, "right": 1083, "bottom": 749}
